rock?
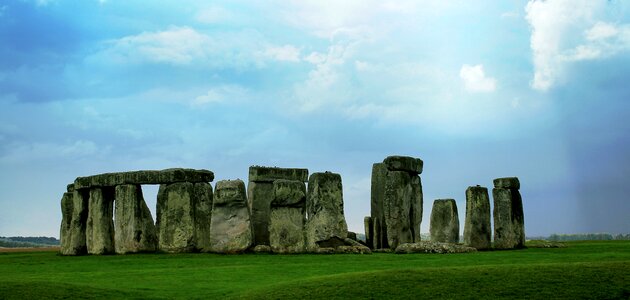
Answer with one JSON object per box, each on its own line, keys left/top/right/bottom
{"left": 156, "top": 182, "right": 196, "bottom": 253}
{"left": 269, "top": 180, "right": 306, "bottom": 253}
{"left": 347, "top": 231, "right": 357, "bottom": 241}
{"left": 66, "top": 183, "right": 75, "bottom": 193}
{"left": 74, "top": 168, "right": 214, "bottom": 189}
{"left": 305, "top": 172, "right": 348, "bottom": 250}
{"left": 247, "top": 181, "right": 274, "bottom": 246}
{"left": 429, "top": 199, "right": 460, "bottom": 244}
{"left": 364, "top": 216, "right": 373, "bottom": 249}
{"left": 210, "top": 180, "right": 252, "bottom": 253}
{"left": 370, "top": 163, "right": 388, "bottom": 249}
{"left": 114, "top": 184, "right": 157, "bottom": 254}
{"left": 383, "top": 171, "right": 415, "bottom": 249}
{"left": 86, "top": 187, "right": 115, "bottom": 255}
{"left": 59, "top": 190, "right": 88, "bottom": 255}
{"left": 493, "top": 177, "right": 520, "bottom": 189}
{"left": 252, "top": 245, "right": 271, "bottom": 253}
{"left": 383, "top": 156, "right": 423, "bottom": 174}
{"left": 248, "top": 166, "right": 308, "bottom": 182}
{"left": 194, "top": 182, "right": 213, "bottom": 252}
{"left": 463, "top": 186, "right": 491, "bottom": 250}
{"left": 394, "top": 242, "right": 477, "bottom": 254}
{"left": 410, "top": 175, "right": 423, "bottom": 242}
{"left": 493, "top": 182, "right": 525, "bottom": 249}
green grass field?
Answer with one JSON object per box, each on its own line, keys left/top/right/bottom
{"left": 1, "top": 241, "right": 629, "bottom": 299}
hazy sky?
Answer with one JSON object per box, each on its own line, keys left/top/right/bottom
{"left": 1, "top": 0, "right": 628, "bottom": 238}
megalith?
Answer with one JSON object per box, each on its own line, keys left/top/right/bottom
{"left": 269, "top": 180, "right": 306, "bottom": 253}
{"left": 364, "top": 216, "right": 373, "bottom": 249}
{"left": 493, "top": 177, "right": 525, "bottom": 249}
{"left": 247, "top": 166, "right": 308, "bottom": 247}
{"left": 156, "top": 182, "right": 197, "bottom": 253}
{"left": 371, "top": 156, "right": 423, "bottom": 250}
{"left": 194, "top": 182, "right": 213, "bottom": 252}
{"left": 304, "top": 172, "right": 348, "bottom": 250}
{"left": 114, "top": 184, "right": 157, "bottom": 254}
{"left": 429, "top": 199, "right": 460, "bottom": 244}
{"left": 463, "top": 186, "right": 491, "bottom": 250}
{"left": 210, "top": 179, "right": 252, "bottom": 253}
{"left": 60, "top": 185, "right": 88, "bottom": 255}
{"left": 86, "top": 187, "right": 115, "bottom": 255}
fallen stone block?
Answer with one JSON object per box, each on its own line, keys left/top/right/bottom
{"left": 394, "top": 242, "right": 477, "bottom": 254}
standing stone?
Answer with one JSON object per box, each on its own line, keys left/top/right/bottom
{"left": 114, "top": 184, "right": 157, "bottom": 254}
{"left": 429, "top": 199, "right": 460, "bottom": 244}
{"left": 60, "top": 188, "right": 88, "bottom": 255}
{"left": 86, "top": 187, "right": 115, "bottom": 255}
{"left": 463, "top": 186, "right": 491, "bottom": 250}
{"left": 305, "top": 172, "right": 348, "bottom": 250}
{"left": 493, "top": 177, "right": 525, "bottom": 249}
{"left": 370, "top": 163, "right": 388, "bottom": 249}
{"left": 210, "top": 180, "right": 252, "bottom": 253}
{"left": 156, "top": 182, "right": 196, "bottom": 253}
{"left": 194, "top": 182, "right": 213, "bottom": 252}
{"left": 269, "top": 180, "right": 306, "bottom": 253}
{"left": 410, "top": 175, "right": 423, "bottom": 243}
{"left": 364, "top": 216, "right": 373, "bottom": 249}
{"left": 247, "top": 181, "right": 274, "bottom": 246}
{"left": 383, "top": 171, "right": 414, "bottom": 249}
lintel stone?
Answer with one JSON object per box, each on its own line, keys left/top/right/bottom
{"left": 383, "top": 156, "right": 423, "bottom": 174}
{"left": 493, "top": 177, "right": 520, "bottom": 189}
{"left": 248, "top": 166, "right": 308, "bottom": 182}
{"left": 74, "top": 168, "right": 214, "bottom": 189}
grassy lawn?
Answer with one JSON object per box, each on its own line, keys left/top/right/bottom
{"left": 1, "top": 241, "right": 628, "bottom": 299}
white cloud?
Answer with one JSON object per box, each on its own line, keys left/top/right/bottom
{"left": 525, "top": 0, "right": 630, "bottom": 91}
{"left": 195, "top": 6, "right": 232, "bottom": 24}
{"left": 192, "top": 85, "right": 248, "bottom": 107}
{"left": 459, "top": 64, "right": 497, "bottom": 92}
{"left": 264, "top": 45, "right": 301, "bottom": 62}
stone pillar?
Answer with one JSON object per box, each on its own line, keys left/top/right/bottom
{"left": 463, "top": 186, "right": 491, "bottom": 250}
{"left": 370, "top": 163, "right": 388, "bottom": 249}
{"left": 305, "top": 172, "right": 348, "bottom": 250}
{"left": 156, "top": 182, "right": 196, "bottom": 253}
{"left": 364, "top": 216, "right": 373, "bottom": 249}
{"left": 210, "top": 180, "right": 252, "bottom": 253}
{"left": 269, "top": 180, "right": 306, "bottom": 253}
{"left": 493, "top": 177, "right": 525, "bottom": 249}
{"left": 60, "top": 184, "right": 88, "bottom": 255}
{"left": 194, "top": 182, "right": 213, "bottom": 252}
{"left": 114, "top": 184, "right": 157, "bottom": 254}
{"left": 429, "top": 199, "right": 460, "bottom": 244}
{"left": 86, "top": 187, "right": 115, "bottom": 255}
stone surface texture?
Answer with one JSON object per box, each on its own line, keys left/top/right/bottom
{"left": 114, "top": 184, "right": 157, "bottom": 254}
{"left": 395, "top": 242, "right": 477, "bottom": 254}
{"left": 59, "top": 190, "right": 88, "bottom": 255}
{"left": 74, "top": 168, "right": 214, "bottom": 189}
{"left": 194, "top": 182, "right": 213, "bottom": 252}
{"left": 156, "top": 182, "right": 197, "bottom": 253}
{"left": 370, "top": 163, "right": 388, "bottom": 249}
{"left": 305, "top": 172, "right": 349, "bottom": 250}
{"left": 248, "top": 166, "right": 309, "bottom": 182}
{"left": 210, "top": 180, "right": 252, "bottom": 253}
{"left": 383, "top": 156, "right": 424, "bottom": 174}
{"left": 86, "top": 187, "right": 115, "bottom": 255}
{"left": 269, "top": 180, "right": 306, "bottom": 253}
{"left": 429, "top": 199, "right": 460, "bottom": 244}
{"left": 463, "top": 186, "right": 491, "bottom": 250}
{"left": 364, "top": 216, "right": 373, "bottom": 249}
{"left": 247, "top": 181, "right": 274, "bottom": 246}
{"left": 493, "top": 177, "right": 520, "bottom": 189}
{"left": 493, "top": 178, "right": 525, "bottom": 249}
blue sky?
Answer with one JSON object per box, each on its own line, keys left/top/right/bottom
{"left": 1, "top": 0, "right": 628, "bottom": 238}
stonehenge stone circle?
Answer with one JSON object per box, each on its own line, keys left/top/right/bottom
{"left": 193, "top": 182, "right": 213, "bottom": 252}
{"left": 429, "top": 199, "right": 460, "bottom": 244}
{"left": 247, "top": 166, "right": 308, "bottom": 247}
{"left": 210, "top": 179, "right": 252, "bottom": 253}
{"left": 114, "top": 184, "right": 157, "bottom": 254}
{"left": 304, "top": 172, "right": 349, "bottom": 250}
{"left": 157, "top": 182, "right": 198, "bottom": 253}
{"left": 371, "top": 156, "right": 423, "bottom": 250}
{"left": 269, "top": 179, "right": 307, "bottom": 253}
{"left": 463, "top": 186, "right": 491, "bottom": 250}
{"left": 86, "top": 187, "right": 115, "bottom": 255}
{"left": 493, "top": 177, "right": 525, "bottom": 249}
{"left": 59, "top": 186, "right": 88, "bottom": 255}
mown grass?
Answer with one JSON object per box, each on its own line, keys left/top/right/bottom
{"left": 0, "top": 241, "right": 628, "bottom": 299}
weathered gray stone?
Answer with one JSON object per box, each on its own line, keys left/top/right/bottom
{"left": 156, "top": 182, "right": 196, "bottom": 253}
{"left": 59, "top": 190, "right": 88, "bottom": 255}
{"left": 493, "top": 177, "right": 520, "bottom": 189}
{"left": 253, "top": 245, "right": 271, "bottom": 253}
{"left": 194, "top": 182, "right": 213, "bottom": 252}
{"left": 347, "top": 231, "right": 357, "bottom": 241}
{"left": 370, "top": 163, "right": 388, "bottom": 249}
{"left": 66, "top": 183, "right": 75, "bottom": 193}
{"left": 305, "top": 172, "right": 348, "bottom": 250}
{"left": 463, "top": 186, "right": 491, "bottom": 250}
{"left": 493, "top": 186, "right": 525, "bottom": 249}
{"left": 429, "top": 199, "right": 460, "bottom": 244}
{"left": 114, "top": 184, "right": 157, "bottom": 254}
{"left": 383, "top": 171, "right": 416, "bottom": 249}
{"left": 86, "top": 187, "right": 115, "bottom": 255}
{"left": 410, "top": 175, "right": 423, "bottom": 243}
{"left": 248, "top": 166, "right": 308, "bottom": 182}
{"left": 74, "top": 168, "right": 214, "bottom": 189}
{"left": 210, "top": 180, "right": 252, "bottom": 253}
{"left": 269, "top": 180, "right": 306, "bottom": 253}
{"left": 395, "top": 242, "right": 476, "bottom": 254}
{"left": 247, "top": 181, "right": 274, "bottom": 246}
{"left": 383, "top": 156, "right": 423, "bottom": 174}
{"left": 364, "top": 216, "right": 373, "bottom": 249}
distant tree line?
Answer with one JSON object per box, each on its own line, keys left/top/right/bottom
{"left": 0, "top": 236, "right": 60, "bottom": 248}
{"left": 547, "top": 233, "right": 630, "bottom": 241}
